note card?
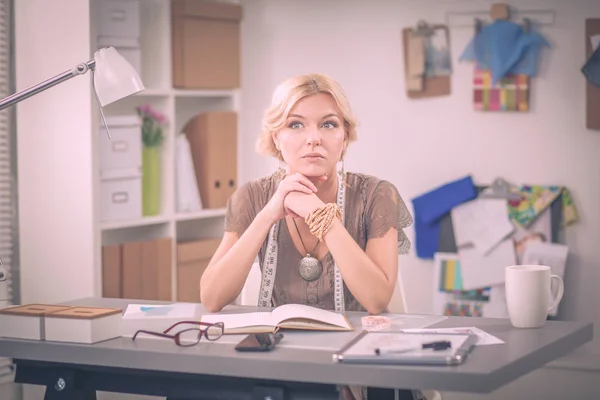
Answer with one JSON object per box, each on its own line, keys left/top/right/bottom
{"left": 451, "top": 198, "right": 515, "bottom": 255}
{"left": 458, "top": 238, "right": 516, "bottom": 290}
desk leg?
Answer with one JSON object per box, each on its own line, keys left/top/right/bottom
{"left": 14, "top": 363, "right": 97, "bottom": 400}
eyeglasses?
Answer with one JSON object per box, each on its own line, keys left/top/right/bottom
{"left": 132, "top": 320, "right": 224, "bottom": 347}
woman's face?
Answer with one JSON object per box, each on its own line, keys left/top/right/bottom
{"left": 274, "top": 93, "right": 346, "bottom": 178}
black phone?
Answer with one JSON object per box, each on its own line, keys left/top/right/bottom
{"left": 234, "top": 332, "right": 284, "bottom": 352}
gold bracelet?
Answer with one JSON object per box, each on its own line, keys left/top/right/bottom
{"left": 305, "top": 203, "right": 342, "bottom": 241}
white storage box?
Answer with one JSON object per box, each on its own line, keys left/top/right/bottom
{"left": 97, "top": 36, "right": 142, "bottom": 75}
{"left": 100, "top": 168, "right": 142, "bottom": 221}
{"left": 100, "top": 114, "right": 142, "bottom": 171}
{"left": 98, "top": 0, "right": 140, "bottom": 38}
{"left": 0, "top": 304, "right": 72, "bottom": 340}
{"left": 44, "top": 306, "right": 123, "bottom": 344}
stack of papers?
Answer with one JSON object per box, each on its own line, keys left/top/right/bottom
{"left": 122, "top": 303, "right": 199, "bottom": 337}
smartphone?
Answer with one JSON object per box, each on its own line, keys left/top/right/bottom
{"left": 234, "top": 332, "right": 283, "bottom": 352}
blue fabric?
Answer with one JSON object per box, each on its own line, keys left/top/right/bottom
{"left": 582, "top": 44, "right": 600, "bottom": 88}
{"left": 460, "top": 20, "right": 550, "bottom": 84}
{"left": 412, "top": 176, "right": 477, "bottom": 259}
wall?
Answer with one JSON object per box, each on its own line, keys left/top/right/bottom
{"left": 239, "top": 0, "right": 600, "bottom": 396}
{"left": 14, "top": 0, "right": 97, "bottom": 304}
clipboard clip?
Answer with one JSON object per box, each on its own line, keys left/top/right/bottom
{"left": 478, "top": 177, "right": 522, "bottom": 201}
{"left": 413, "top": 20, "right": 435, "bottom": 37}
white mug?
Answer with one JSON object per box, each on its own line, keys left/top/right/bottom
{"left": 505, "top": 265, "right": 564, "bottom": 328}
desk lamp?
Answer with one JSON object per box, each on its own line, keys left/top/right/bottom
{"left": 0, "top": 46, "right": 145, "bottom": 306}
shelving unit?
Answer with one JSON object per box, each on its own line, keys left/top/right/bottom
{"left": 90, "top": 0, "right": 239, "bottom": 301}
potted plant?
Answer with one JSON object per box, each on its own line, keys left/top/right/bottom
{"left": 137, "top": 104, "right": 167, "bottom": 216}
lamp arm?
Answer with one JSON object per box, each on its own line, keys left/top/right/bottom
{"left": 0, "top": 59, "right": 96, "bottom": 112}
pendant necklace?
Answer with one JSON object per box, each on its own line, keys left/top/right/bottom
{"left": 292, "top": 218, "right": 323, "bottom": 282}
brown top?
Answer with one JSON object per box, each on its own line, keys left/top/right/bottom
{"left": 0, "top": 304, "right": 72, "bottom": 317}
{"left": 44, "top": 306, "right": 123, "bottom": 320}
{"left": 224, "top": 172, "right": 413, "bottom": 312}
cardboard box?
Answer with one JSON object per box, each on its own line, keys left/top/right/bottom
{"left": 0, "top": 304, "right": 72, "bottom": 340}
{"left": 44, "top": 306, "right": 123, "bottom": 344}
{"left": 102, "top": 244, "right": 122, "bottom": 298}
{"left": 183, "top": 111, "right": 237, "bottom": 209}
{"left": 177, "top": 238, "right": 221, "bottom": 302}
{"left": 121, "top": 237, "right": 173, "bottom": 301}
{"left": 171, "top": 0, "right": 242, "bottom": 89}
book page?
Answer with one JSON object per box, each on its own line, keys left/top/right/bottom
{"left": 271, "top": 304, "right": 351, "bottom": 329}
{"left": 200, "top": 311, "right": 273, "bottom": 330}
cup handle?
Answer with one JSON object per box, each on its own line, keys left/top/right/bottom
{"left": 548, "top": 274, "right": 564, "bottom": 313}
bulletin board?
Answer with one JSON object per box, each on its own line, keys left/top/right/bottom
{"left": 585, "top": 18, "right": 600, "bottom": 130}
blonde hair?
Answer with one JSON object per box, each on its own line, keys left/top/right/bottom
{"left": 256, "top": 73, "right": 358, "bottom": 158}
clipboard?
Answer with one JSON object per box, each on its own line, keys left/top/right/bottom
{"left": 333, "top": 331, "right": 478, "bottom": 366}
{"left": 402, "top": 25, "right": 451, "bottom": 99}
{"left": 585, "top": 18, "right": 600, "bottom": 130}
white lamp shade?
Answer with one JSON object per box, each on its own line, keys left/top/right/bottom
{"left": 93, "top": 46, "right": 144, "bottom": 106}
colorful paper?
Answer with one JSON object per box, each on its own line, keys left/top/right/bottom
{"left": 473, "top": 67, "right": 530, "bottom": 112}
{"left": 507, "top": 185, "right": 579, "bottom": 228}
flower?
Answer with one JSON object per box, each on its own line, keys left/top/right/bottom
{"left": 136, "top": 104, "right": 167, "bottom": 147}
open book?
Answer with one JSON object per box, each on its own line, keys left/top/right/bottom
{"left": 200, "top": 304, "right": 353, "bottom": 334}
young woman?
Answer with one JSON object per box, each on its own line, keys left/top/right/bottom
{"left": 200, "top": 73, "right": 414, "bottom": 400}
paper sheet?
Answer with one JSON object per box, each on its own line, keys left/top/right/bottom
{"left": 522, "top": 241, "right": 569, "bottom": 318}
{"left": 451, "top": 198, "right": 515, "bottom": 255}
{"left": 432, "top": 252, "right": 509, "bottom": 318}
{"left": 458, "top": 238, "right": 516, "bottom": 290}
{"left": 513, "top": 207, "right": 552, "bottom": 264}
{"left": 402, "top": 327, "right": 504, "bottom": 346}
{"left": 123, "top": 303, "right": 198, "bottom": 319}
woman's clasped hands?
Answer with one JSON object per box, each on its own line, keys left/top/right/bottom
{"left": 263, "top": 172, "right": 326, "bottom": 222}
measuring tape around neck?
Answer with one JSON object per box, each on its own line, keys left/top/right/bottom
{"left": 258, "top": 173, "right": 346, "bottom": 312}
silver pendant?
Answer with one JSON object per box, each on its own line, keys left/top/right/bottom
{"left": 298, "top": 254, "right": 323, "bottom": 282}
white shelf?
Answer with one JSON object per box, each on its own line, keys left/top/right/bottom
{"left": 91, "top": 0, "right": 239, "bottom": 302}
{"left": 101, "top": 214, "right": 171, "bottom": 230}
{"left": 134, "top": 87, "right": 237, "bottom": 99}
{"left": 172, "top": 88, "right": 237, "bottom": 98}
{"left": 175, "top": 208, "right": 227, "bottom": 221}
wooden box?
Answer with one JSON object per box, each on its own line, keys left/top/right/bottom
{"left": 0, "top": 304, "right": 72, "bottom": 340}
{"left": 44, "top": 306, "right": 123, "bottom": 344}
{"left": 183, "top": 112, "right": 238, "bottom": 209}
{"left": 177, "top": 238, "right": 221, "bottom": 302}
{"left": 171, "top": 0, "right": 242, "bottom": 89}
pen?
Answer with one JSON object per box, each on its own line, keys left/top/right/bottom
{"left": 374, "top": 340, "right": 452, "bottom": 355}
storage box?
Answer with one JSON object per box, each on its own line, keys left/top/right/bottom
{"left": 100, "top": 168, "right": 142, "bottom": 221}
{"left": 44, "top": 306, "right": 123, "bottom": 344}
{"left": 97, "top": 36, "right": 142, "bottom": 76}
{"left": 183, "top": 111, "right": 237, "bottom": 209}
{"left": 0, "top": 304, "right": 72, "bottom": 340}
{"left": 171, "top": 0, "right": 242, "bottom": 89}
{"left": 100, "top": 115, "right": 142, "bottom": 171}
{"left": 98, "top": 0, "right": 140, "bottom": 38}
{"left": 121, "top": 237, "right": 172, "bottom": 301}
{"left": 102, "top": 244, "right": 122, "bottom": 298}
{"left": 176, "top": 238, "right": 221, "bottom": 302}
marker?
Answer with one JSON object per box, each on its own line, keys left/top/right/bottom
{"left": 375, "top": 340, "right": 452, "bottom": 355}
